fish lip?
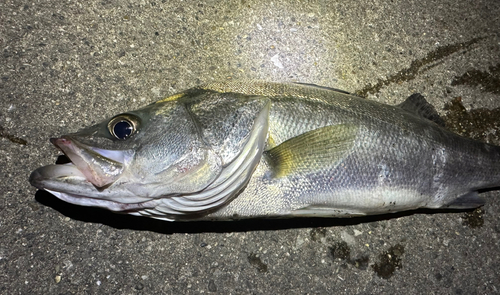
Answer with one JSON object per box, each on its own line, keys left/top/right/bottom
{"left": 49, "top": 136, "right": 134, "bottom": 188}
{"left": 49, "top": 136, "right": 98, "bottom": 186}
{"left": 29, "top": 163, "right": 87, "bottom": 189}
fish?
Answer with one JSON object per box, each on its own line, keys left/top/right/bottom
{"left": 29, "top": 81, "right": 500, "bottom": 221}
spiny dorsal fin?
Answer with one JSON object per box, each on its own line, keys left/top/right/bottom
{"left": 398, "top": 93, "right": 446, "bottom": 127}
{"left": 198, "top": 81, "right": 353, "bottom": 103}
{"left": 265, "top": 124, "right": 358, "bottom": 178}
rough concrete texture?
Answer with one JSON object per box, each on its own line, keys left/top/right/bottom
{"left": 2, "top": 0, "right": 500, "bottom": 294}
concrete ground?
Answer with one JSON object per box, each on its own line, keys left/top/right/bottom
{"left": 1, "top": 0, "right": 500, "bottom": 294}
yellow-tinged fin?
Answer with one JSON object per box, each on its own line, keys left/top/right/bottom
{"left": 156, "top": 93, "right": 186, "bottom": 103}
{"left": 266, "top": 133, "right": 277, "bottom": 149}
{"left": 265, "top": 124, "right": 358, "bottom": 178}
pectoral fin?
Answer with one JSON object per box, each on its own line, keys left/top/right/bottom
{"left": 265, "top": 124, "right": 358, "bottom": 178}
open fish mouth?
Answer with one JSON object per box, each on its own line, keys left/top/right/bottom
{"left": 30, "top": 136, "right": 135, "bottom": 193}
{"left": 29, "top": 136, "right": 154, "bottom": 209}
{"left": 48, "top": 136, "right": 134, "bottom": 188}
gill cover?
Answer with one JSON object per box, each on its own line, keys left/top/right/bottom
{"left": 131, "top": 92, "right": 272, "bottom": 219}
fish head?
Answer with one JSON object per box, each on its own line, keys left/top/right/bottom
{"left": 30, "top": 99, "right": 224, "bottom": 210}
{"left": 30, "top": 91, "right": 270, "bottom": 218}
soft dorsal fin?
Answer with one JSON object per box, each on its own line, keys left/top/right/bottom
{"left": 265, "top": 124, "right": 358, "bottom": 178}
{"left": 397, "top": 93, "right": 446, "bottom": 127}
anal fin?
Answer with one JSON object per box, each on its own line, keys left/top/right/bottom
{"left": 443, "top": 191, "right": 485, "bottom": 209}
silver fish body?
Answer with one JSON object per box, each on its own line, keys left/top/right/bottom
{"left": 29, "top": 81, "right": 500, "bottom": 221}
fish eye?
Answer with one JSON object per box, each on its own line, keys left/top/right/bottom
{"left": 107, "top": 114, "right": 140, "bottom": 140}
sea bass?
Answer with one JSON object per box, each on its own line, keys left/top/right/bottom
{"left": 29, "top": 81, "right": 500, "bottom": 221}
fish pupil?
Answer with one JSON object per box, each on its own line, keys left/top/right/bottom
{"left": 113, "top": 120, "right": 133, "bottom": 139}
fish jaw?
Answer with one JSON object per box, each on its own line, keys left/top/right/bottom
{"left": 29, "top": 163, "right": 159, "bottom": 209}
{"left": 49, "top": 136, "right": 134, "bottom": 188}
{"left": 29, "top": 135, "right": 136, "bottom": 201}
{"left": 45, "top": 189, "right": 160, "bottom": 212}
